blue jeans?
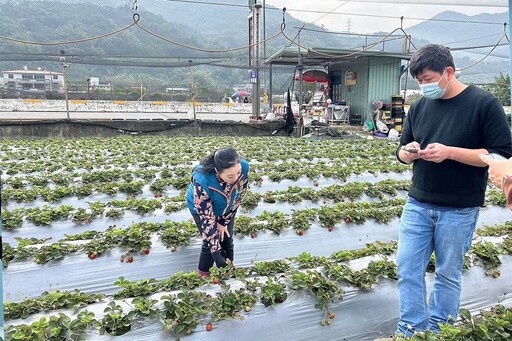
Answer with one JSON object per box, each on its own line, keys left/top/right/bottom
{"left": 396, "top": 199, "right": 479, "bottom": 337}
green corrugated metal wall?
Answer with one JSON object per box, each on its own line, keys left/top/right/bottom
{"left": 329, "top": 57, "right": 402, "bottom": 124}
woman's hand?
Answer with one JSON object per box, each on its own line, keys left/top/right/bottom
{"left": 217, "top": 223, "right": 231, "bottom": 242}
{"left": 479, "top": 154, "right": 512, "bottom": 189}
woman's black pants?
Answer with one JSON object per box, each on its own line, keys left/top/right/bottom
{"left": 192, "top": 214, "right": 235, "bottom": 272}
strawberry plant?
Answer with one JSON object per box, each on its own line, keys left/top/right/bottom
{"left": 99, "top": 302, "right": 132, "bottom": 336}
{"left": 471, "top": 241, "right": 502, "bottom": 274}
{"left": 289, "top": 252, "right": 328, "bottom": 269}
{"left": 290, "top": 209, "right": 317, "bottom": 231}
{"left": 105, "top": 208, "right": 124, "bottom": 218}
{"left": 118, "top": 225, "right": 152, "bottom": 252}
{"left": 161, "top": 290, "right": 209, "bottom": 338}
{"left": 260, "top": 278, "right": 288, "bottom": 307}
{"left": 159, "top": 220, "right": 198, "bottom": 250}
{"left": 2, "top": 209, "right": 25, "bottom": 230}
{"left": 34, "top": 242, "right": 79, "bottom": 264}
{"left": 160, "top": 271, "right": 205, "bottom": 291}
{"left": 477, "top": 221, "right": 512, "bottom": 237}
{"left": 252, "top": 259, "right": 291, "bottom": 276}
{"left": 129, "top": 297, "right": 160, "bottom": 319}
{"left": 113, "top": 277, "right": 160, "bottom": 299}
{"left": 69, "top": 310, "right": 101, "bottom": 340}
{"left": 501, "top": 236, "right": 512, "bottom": 255}
{"left": 211, "top": 288, "right": 258, "bottom": 320}
{"left": 241, "top": 191, "right": 261, "bottom": 209}
{"left": 258, "top": 210, "right": 288, "bottom": 234}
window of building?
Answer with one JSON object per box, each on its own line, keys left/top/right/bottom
{"left": 53, "top": 75, "right": 58, "bottom": 80}
{"left": 8, "top": 74, "right": 13, "bottom": 79}
{"left": 22, "top": 84, "right": 32, "bottom": 89}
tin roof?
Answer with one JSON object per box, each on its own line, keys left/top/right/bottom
{"left": 3, "top": 69, "right": 63, "bottom": 75}
{"left": 264, "top": 46, "right": 413, "bottom": 66}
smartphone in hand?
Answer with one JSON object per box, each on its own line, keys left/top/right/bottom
{"left": 403, "top": 147, "right": 419, "bottom": 153}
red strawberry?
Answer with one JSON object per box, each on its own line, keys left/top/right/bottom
{"left": 153, "top": 193, "right": 159, "bottom": 198}
{"left": 297, "top": 230, "right": 304, "bottom": 236}
{"left": 127, "top": 256, "right": 134, "bottom": 263}
{"left": 120, "top": 256, "right": 125, "bottom": 262}
{"left": 206, "top": 322, "right": 213, "bottom": 332}
{"left": 144, "top": 248, "right": 150, "bottom": 255}
{"left": 89, "top": 253, "right": 96, "bottom": 260}
{"left": 329, "top": 312, "right": 335, "bottom": 319}
{"left": 251, "top": 232, "right": 257, "bottom": 238}
{"left": 212, "top": 278, "right": 219, "bottom": 284}
{"left": 345, "top": 217, "right": 351, "bottom": 224}
{"left": 328, "top": 226, "right": 334, "bottom": 232}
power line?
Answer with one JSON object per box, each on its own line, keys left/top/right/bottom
{"left": 330, "top": 0, "right": 507, "bottom": 7}
{"left": 164, "top": 0, "right": 506, "bottom": 26}
{"left": 292, "top": 26, "right": 404, "bottom": 37}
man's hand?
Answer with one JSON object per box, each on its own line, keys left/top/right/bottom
{"left": 418, "top": 143, "right": 450, "bottom": 163}
{"left": 400, "top": 142, "right": 422, "bottom": 163}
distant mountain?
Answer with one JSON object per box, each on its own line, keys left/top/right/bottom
{"left": 0, "top": 0, "right": 508, "bottom": 88}
{"left": 403, "top": 11, "right": 509, "bottom": 83}
{"left": 405, "top": 11, "right": 508, "bottom": 48}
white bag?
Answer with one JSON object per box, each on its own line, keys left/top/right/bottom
{"left": 388, "top": 128, "right": 400, "bottom": 140}
{"left": 375, "top": 120, "right": 389, "bottom": 134}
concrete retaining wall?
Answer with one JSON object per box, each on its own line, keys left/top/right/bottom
{"left": 0, "top": 119, "right": 282, "bottom": 139}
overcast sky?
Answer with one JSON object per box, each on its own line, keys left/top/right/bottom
{"left": 265, "top": 0, "right": 508, "bottom": 34}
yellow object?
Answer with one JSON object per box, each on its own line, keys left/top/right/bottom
{"left": 152, "top": 101, "right": 167, "bottom": 105}
{"left": 113, "top": 101, "right": 128, "bottom": 105}
{"left": 71, "top": 100, "right": 87, "bottom": 105}
{"left": 24, "top": 99, "right": 42, "bottom": 104}
{"left": 394, "top": 125, "right": 402, "bottom": 132}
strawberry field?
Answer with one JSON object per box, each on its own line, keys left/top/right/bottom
{"left": 1, "top": 136, "right": 512, "bottom": 340}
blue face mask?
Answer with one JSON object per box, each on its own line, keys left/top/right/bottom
{"left": 419, "top": 70, "right": 449, "bottom": 99}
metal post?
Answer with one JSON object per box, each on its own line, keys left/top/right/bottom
{"left": 269, "top": 64, "right": 273, "bottom": 110}
{"left": 60, "top": 51, "right": 70, "bottom": 120}
{"left": 298, "top": 32, "right": 303, "bottom": 111}
{"left": 250, "top": 3, "right": 262, "bottom": 120}
{"left": 189, "top": 60, "right": 196, "bottom": 121}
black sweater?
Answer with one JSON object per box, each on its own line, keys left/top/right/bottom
{"left": 399, "top": 85, "right": 512, "bottom": 207}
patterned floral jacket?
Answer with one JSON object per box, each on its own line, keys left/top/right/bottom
{"left": 186, "top": 159, "right": 249, "bottom": 254}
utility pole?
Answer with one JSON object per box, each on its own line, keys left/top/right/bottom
{"left": 297, "top": 32, "right": 304, "bottom": 111}
{"left": 189, "top": 60, "right": 196, "bottom": 121}
{"left": 59, "top": 50, "right": 70, "bottom": 120}
{"left": 249, "top": 1, "right": 262, "bottom": 119}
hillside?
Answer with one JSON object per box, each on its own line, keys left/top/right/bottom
{"left": 0, "top": 0, "right": 508, "bottom": 90}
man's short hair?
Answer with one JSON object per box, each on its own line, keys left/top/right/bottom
{"left": 409, "top": 44, "right": 455, "bottom": 78}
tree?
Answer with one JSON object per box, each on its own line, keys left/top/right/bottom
{"left": 483, "top": 73, "right": 510, "bottom": 106}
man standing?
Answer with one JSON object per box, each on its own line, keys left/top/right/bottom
{"left": 394, "top": 44, "right": 511, "bottom": 337}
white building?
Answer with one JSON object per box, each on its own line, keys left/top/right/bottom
{"left": 2, "top": 67, "right": 65, "bottom": 97}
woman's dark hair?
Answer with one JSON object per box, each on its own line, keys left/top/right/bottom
{"left": 199, "top": 147, "right": 240, "bottom": 173}
{"left": 409, "top": 44, "right": 455, "bottom": 78}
